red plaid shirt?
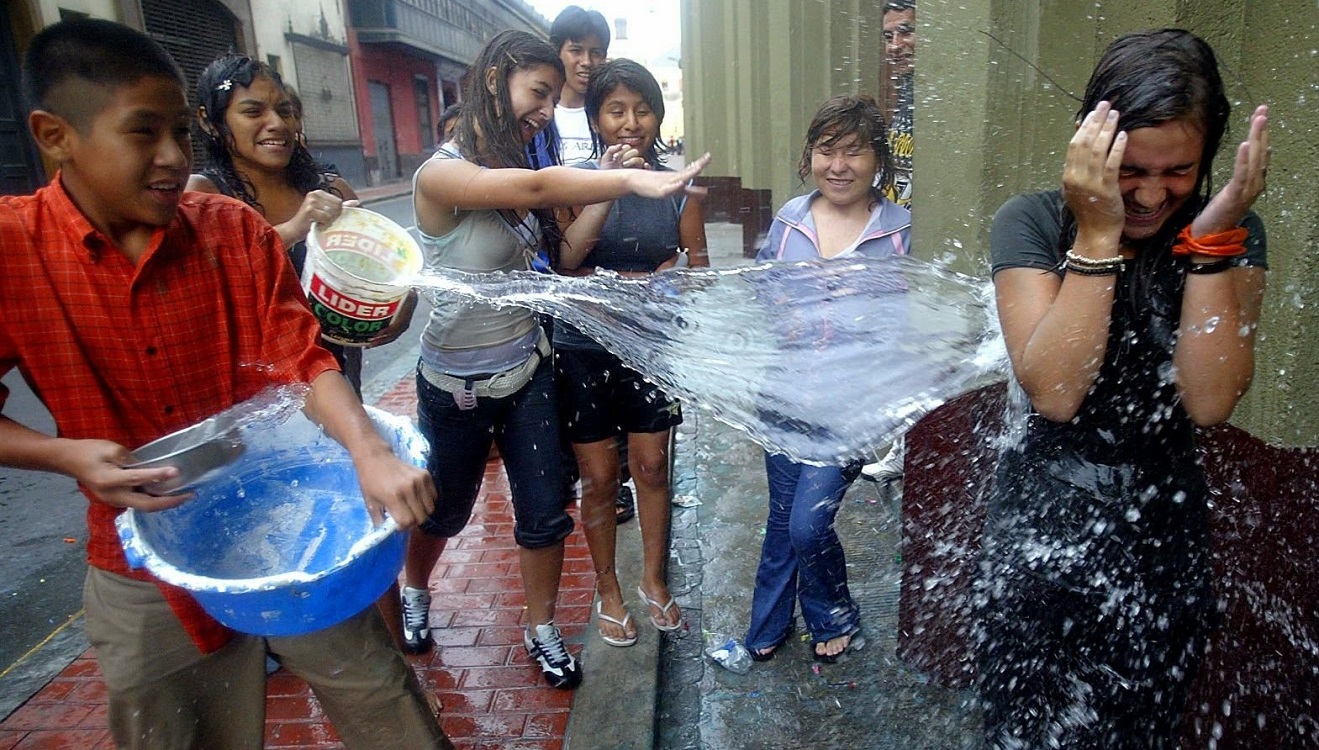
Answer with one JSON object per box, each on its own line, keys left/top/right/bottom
{"left": 0, "top": 176, "right": 338, "bottom": 652}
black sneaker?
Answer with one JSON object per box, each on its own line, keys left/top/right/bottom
{"left": 524, "top": 623, "right": 582, "bottom": 689}
{"left": 615, "top": 484, "right": 636, "bottom": 525}
{"left": 400, "top": 586, "right": 433, "bottom": 654}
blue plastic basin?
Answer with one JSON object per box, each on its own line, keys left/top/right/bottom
{"left": 116, "top": 406, "right": 427, "bottom": 636}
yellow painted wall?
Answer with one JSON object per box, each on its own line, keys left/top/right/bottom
{"left": 681, "top": 0, "right": 884, "bottom": 209}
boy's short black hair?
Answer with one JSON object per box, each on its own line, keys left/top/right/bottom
{"left": 550, "top": 5, "right": 611, "bottom": 52}
{"left": 22, "top": 17, "right": 185, "bottom": 128}
{"left": 884, "top": 0, "right": 916, "bottom": 12}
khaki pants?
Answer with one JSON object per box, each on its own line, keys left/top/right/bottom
{"left": 84, "top": 568, "right": 452, "bottom": 750}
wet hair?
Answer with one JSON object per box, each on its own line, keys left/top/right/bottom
{"left": 1078, "top": 28, "right": 1229, "bottom": 210}
{"left": 438, "top": 103, "right": 462, "bottom": 142}
{"left": 584, "top": 59, "right": 669, "bottom": 167}
{"left": 451, "top": 30, "right": 566, "bottom": 264}
{"left": 550, "top": 5, "right": 611, "bottom": 52}
{"left": 884, "top": 0, "right": 916, "bottom": 13}
{"left": 195, "top": 54, "right": 339, "bottom": 212}
{"left": 1064, "top": 30, "right": 1231, "bottom": 312}
{"left": 453, "top": 31, "right": 563, "bottom": 169}
{"left": 286, "top": 86, "right": 305, "bottom": 121}
{"left": 797, "top": 94, "right": 893, "bottom": 194}
{"left": 22, "top": 18, "right": 185, "bottom": 131}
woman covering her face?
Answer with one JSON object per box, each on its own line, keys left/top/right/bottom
{"left": 978, "top": 28, "right": 1269, "bottom": 748}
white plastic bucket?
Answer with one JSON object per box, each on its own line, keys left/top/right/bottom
{"left": 303, "top": 207, "right": 423, "bottom": 346}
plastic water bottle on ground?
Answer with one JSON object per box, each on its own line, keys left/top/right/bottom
{"left": 703, "top": 631, "right": 752, "bottom": 674}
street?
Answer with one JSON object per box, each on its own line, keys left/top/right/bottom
{"left": 0, "top": 191, "right": 425, "bottom": 717}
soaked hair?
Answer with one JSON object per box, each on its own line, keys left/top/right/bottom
{"left": 22, "top": 18, "right": 185, "bottom": 130}
{"left": 584, "top": 59, "right": 669, "bottom": 167}
{"left": 550, "top": 5, "right": 611, "bottom": 52}
{"left": 1064, "top": 30, "right": 1231, "bottom": 316}
{"left": 884, "top": 0, "right": 916, "bottom": 13}
{"left": 451, "top": 30, "right": 566, "bottom": 264}
{"left": 1078, "top": 28, "right": 1229, "bottom": 215}
{"left": 797, "top": 94, "right": 893, "bottom": 194}
{"left": 195, "top": 54, "right": 339, "bottom": 212}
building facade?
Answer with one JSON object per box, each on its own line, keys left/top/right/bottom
{"left": 1, "top": 0, "right": 550, "bottom": 193}
{"left": 345, "top": 0, "right": 548, "bottom": 185}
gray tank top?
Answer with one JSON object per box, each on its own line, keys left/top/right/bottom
{"left": 414, "top": 145, "right": 539, "bottom": 375}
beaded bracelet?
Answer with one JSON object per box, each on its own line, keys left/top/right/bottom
{"left": 1172, "top": 225, "right": 1248, "bottom": 257}
{"left": 1064, "top": 250, "right": 1124, "bottom": 276}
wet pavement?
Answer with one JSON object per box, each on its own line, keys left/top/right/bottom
{"left": 656, "top": 412, "right": 982, "bottom": 750}
{"left": 646, "top": 227, "right": 982, "bottom": 749}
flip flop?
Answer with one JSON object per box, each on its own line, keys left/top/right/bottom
{"left": 812, "top": 629, "right": 866, "bottom": 664}
{"left": 595, "top": 599, "right": 638, "bottom": 647}
{"left": 637, "top": 585, "right": 685, "bottom": 632}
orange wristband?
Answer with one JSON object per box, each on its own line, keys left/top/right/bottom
{"left": 1171, "top": 225, "right": 1248, "bottom": 257}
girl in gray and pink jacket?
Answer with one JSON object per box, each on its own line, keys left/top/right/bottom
{"left": 747, "top": 95, "right": 910, "bottom": 663}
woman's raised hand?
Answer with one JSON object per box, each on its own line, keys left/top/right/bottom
{"left": 291, "top": 189, "right": 346, "bottom": 240}
{"left": 1062, "top": 102, "right": 1126, "bottom": 245}
{"left": 626, "top": 152, "right": 712, "bottom": 200}
{"left": 1193, "top": 105, "right": 1270, "bottom": 236}
{"left": 598, "top": 143, "right": 647, "bottom": 170}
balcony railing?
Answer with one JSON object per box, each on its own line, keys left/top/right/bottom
{"left": 348, "top": 0, "right": 491, "bottom": 63}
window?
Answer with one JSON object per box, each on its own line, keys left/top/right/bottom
{"left": 415, "top": 77, "right": 434, "bottom": 151}
{"left": 615, "top": 18, "right": 628, "bottom": 40}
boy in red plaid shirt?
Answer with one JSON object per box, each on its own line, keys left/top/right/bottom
{"left": 0, "top": 18, "right": 451, "bottom": 749}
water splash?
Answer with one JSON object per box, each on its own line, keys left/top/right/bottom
{"left": 207, "top": 383, "right": 310, "bottom": 436}
{"left": 413, "top": 255, "right": 1006, "bottom": 464}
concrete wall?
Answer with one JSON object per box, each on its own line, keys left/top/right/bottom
{"left": 37, "top": 0, "right": 119, "bottom": 22}
{"left": 941, "top": 0, "right": 1319, "bottom": 444}
{"left": 248, "top": 0, "right": 351, "bottom": 93}
{"left": 681, "top": 0, "right": 884, "bottom": 217}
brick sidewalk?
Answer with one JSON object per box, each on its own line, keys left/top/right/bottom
{"left": 0, "top": 374, "right": 594, "bottom": 750}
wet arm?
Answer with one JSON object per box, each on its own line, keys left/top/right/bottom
{"left": 415, "top": 155, "right": 710, "bottom": 232}
{"left": 1174, "top": 266, "right": 1264, "bottom": 425}
{"left": 999, "top": 103, "right": 1128, "bottom": 422}
{"left": 994, "top": 252, "right": 1117, "bottom": 422}
{"left": 302, "top": 370, "right": 436, "bottom": 529}
{"left": 1173, "top": 106, "right": 1270, "bottom": 426}
{"left": 559, "top": 199, "right": 613, "bottom": 271}
{"left": 678, "top": 191, "right": 709, "bottom": 268}
{"left": 0, "top": 414, "right": 186, "bottom": 511}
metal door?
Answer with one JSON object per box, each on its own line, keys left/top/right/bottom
{"left": 369, "top": 81, "right": 398, "bottom": 181}
{"left": 0, "top": 9, "right": 43, "bottom": 196}
{"left": 140, "top": 0, "right": 240, "bottom": 166}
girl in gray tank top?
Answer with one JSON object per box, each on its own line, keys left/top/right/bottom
{"left": 397, "top": 30, "right": 710, "bottom": 689}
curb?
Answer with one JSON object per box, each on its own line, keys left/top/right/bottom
{"left": 565, "top": 518, "right": 661, "bottom": 750}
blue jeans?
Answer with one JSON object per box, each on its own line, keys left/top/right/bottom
{"left": 415, "top": 362, "right": 574, "bottom": 549}
{"left": 745, "top": 452, "right": 862, "bottom": 650}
